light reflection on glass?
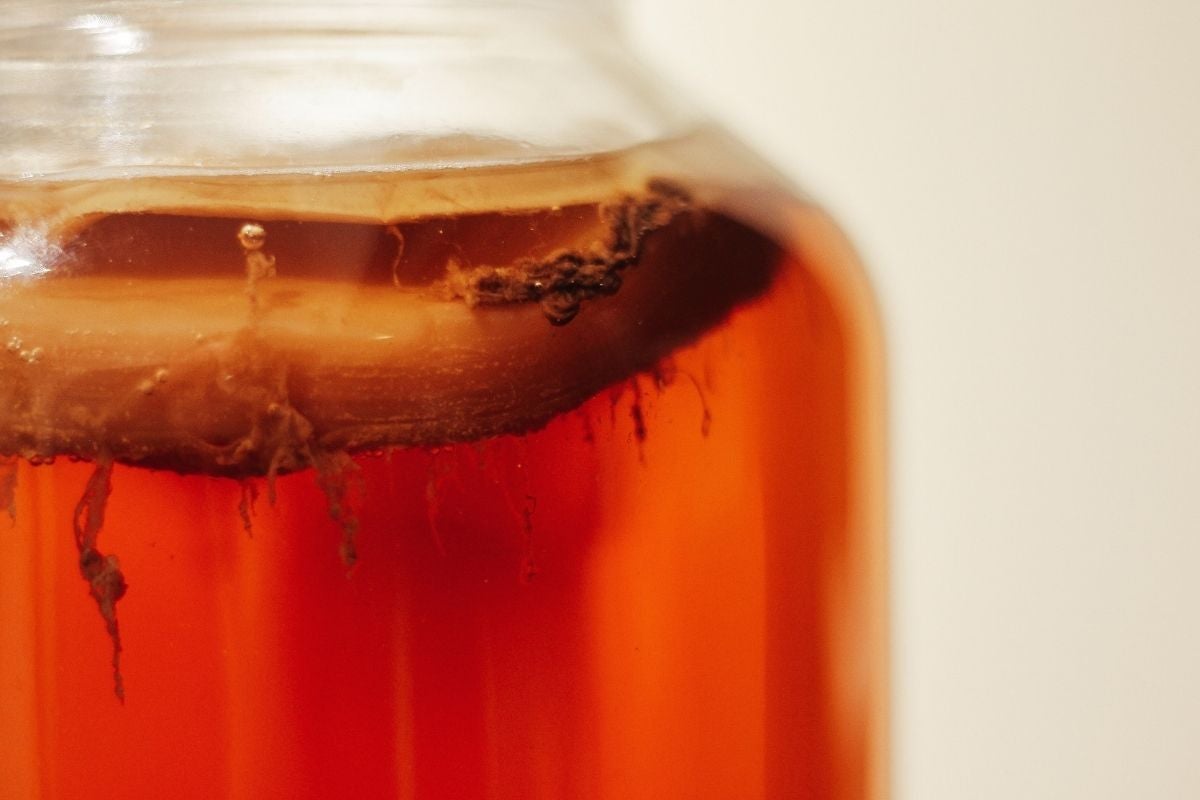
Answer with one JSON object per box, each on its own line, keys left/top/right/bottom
{"left": 62, "top": 14, "right": 152, "bottom": 163}
{"left": 0, "top": 229, "right": 58, "bottom": 280}
{"left": 67, "top": 14, "right": 147, "bottom": 57}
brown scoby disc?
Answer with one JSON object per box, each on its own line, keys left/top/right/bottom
{"left": 0, "top": 180, "right": 780, "bottom": 478}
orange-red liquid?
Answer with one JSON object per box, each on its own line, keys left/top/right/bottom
{"left": 0, "top": 146, "right": 884, "bottom": 799}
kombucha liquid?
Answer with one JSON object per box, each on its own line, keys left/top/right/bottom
{"left": 0, "top": 133, "right": 885, "bottom": 799}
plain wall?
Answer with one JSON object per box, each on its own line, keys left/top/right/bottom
{"left": 621, "top": 2, "right": 1200, "bottom": 798}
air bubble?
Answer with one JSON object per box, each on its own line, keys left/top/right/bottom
{"left": 237, "top": 222, "right": 267, "bottom": 251}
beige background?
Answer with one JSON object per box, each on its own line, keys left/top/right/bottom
{"left": 622, "top": 1, "right": 1200, "bottom": 798}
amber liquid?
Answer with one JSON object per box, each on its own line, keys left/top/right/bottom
{"left": 0, "top": 136, "right": 885, "bottom": 799}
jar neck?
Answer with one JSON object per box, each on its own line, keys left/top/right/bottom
{"left": 2, "top": 0, "right": 691, "bottom": 180}
{"left": 6, "top": 1, "right": 615, "bottom": 47}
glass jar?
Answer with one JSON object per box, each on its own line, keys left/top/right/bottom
{"left": 0, "top": 2, "right": 886, "bottom": 798}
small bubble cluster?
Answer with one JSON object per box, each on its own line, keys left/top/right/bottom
{"left": 3, "top": 335, "right": 41, "bottom": 363}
